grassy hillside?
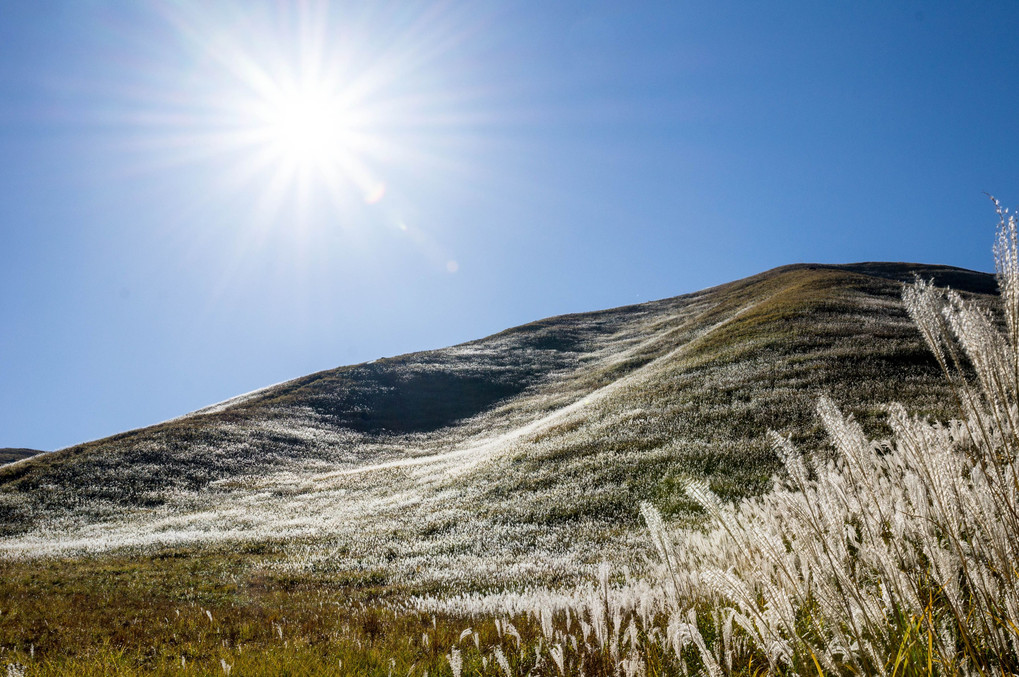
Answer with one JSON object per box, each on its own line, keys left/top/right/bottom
{"left": 0, "top": 448, "right": 44, "bottom": 465}
{"left": 0, "top": 263, "right": 993, "bottom": 581}
{"left": 0, "top": 261, "right": 1000, "bottom": 675}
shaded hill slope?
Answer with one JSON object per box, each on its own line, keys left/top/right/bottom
{"left": 0, "top": 449, "right": 44, "bottom": 465}
{"left": 0, "top": 262, "right": 996, "bottom": 587}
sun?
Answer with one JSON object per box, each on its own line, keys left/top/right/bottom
{"left": 260, "top": 85, "right": 349, "bottom": 169}
{"left": 222, "top": 63, "right": 389, "bottom": 215}
{"left": 140, "top": 1, "right": 473, "bottom": 221}
{"left": 149, "top": 2, "right": 396, "bottom": 214}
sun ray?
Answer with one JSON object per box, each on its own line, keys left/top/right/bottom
{"left": 82, "top": 0, "right": 508, "bottom": 295}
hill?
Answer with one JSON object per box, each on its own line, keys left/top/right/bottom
{"left": 0, "top": 262, "right": 995, "bottom": 589}
{"left": 0, "top": 448, "right": 44, "bottom": 465}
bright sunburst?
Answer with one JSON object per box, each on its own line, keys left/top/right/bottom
{"left": 262, "top": 86, "right": 347, "bottom": 167}
{"left": 141, "top": 1, "right": 467, "bottom": 221}
{"left": 246, "top": 76, "right": 382, "bottom": 205}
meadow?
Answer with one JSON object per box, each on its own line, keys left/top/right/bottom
{"left": 0, "top": 227, "right": 1012, "bottom": 673}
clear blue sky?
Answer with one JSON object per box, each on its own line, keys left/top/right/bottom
{"left": 3, "top": 1, "right": 1019, "bottom": 451}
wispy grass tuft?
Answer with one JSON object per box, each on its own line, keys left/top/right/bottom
{"left": 416, "top": 202, "right": 1019, "bottom": 675}
{"left": 630, "top": 199, "right": 1019, "bottom": 674}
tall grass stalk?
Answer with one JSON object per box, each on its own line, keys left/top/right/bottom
{"left": 640, "top": 202, "right": 1019, "bottom": 674}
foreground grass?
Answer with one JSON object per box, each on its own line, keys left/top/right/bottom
{"left": 0, "top": 546, "right": 692, "bottom": 676}
{"left": 0, "top": 545, "right": 435, "bottom": 675}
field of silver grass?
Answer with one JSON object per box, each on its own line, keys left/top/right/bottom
{"left": 0, "top": 222, "right": 1002, "bottom": 673}
{"left": 2, "top": 267, "right": 945, "bottom": 593}
{"left": 0, "top": 293, "right": 725, "bottom": 586}
{"left": 408, "top": 205, "right": 1019, "bottom": 675}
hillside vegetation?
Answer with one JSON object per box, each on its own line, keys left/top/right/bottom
{"left": 0, "top": 257, "right": 1007, "bottom": 675}
{"left": 0, "top": 263, "right": 995, "bottom": 584}
{"left": 0, "top": 449, "right": 43, "bottom": 465}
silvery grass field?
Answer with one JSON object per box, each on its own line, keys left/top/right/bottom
{"left": 2, "top": 208, "right": 1019, "bottom": 675}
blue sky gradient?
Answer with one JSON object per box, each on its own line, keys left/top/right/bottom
{"left": 3, "top": 1, "right": 1019, "bottom": 450}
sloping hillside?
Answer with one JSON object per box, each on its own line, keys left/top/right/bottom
{"left": 0, "top": 449, "right": 44, "bottom": 465}
{"left": 0, "top": 262, "right": 995, "bottom": 589}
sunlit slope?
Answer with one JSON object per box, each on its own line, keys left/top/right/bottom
{"left": 0, "top": 263, "right": 996, "bottom": 584}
